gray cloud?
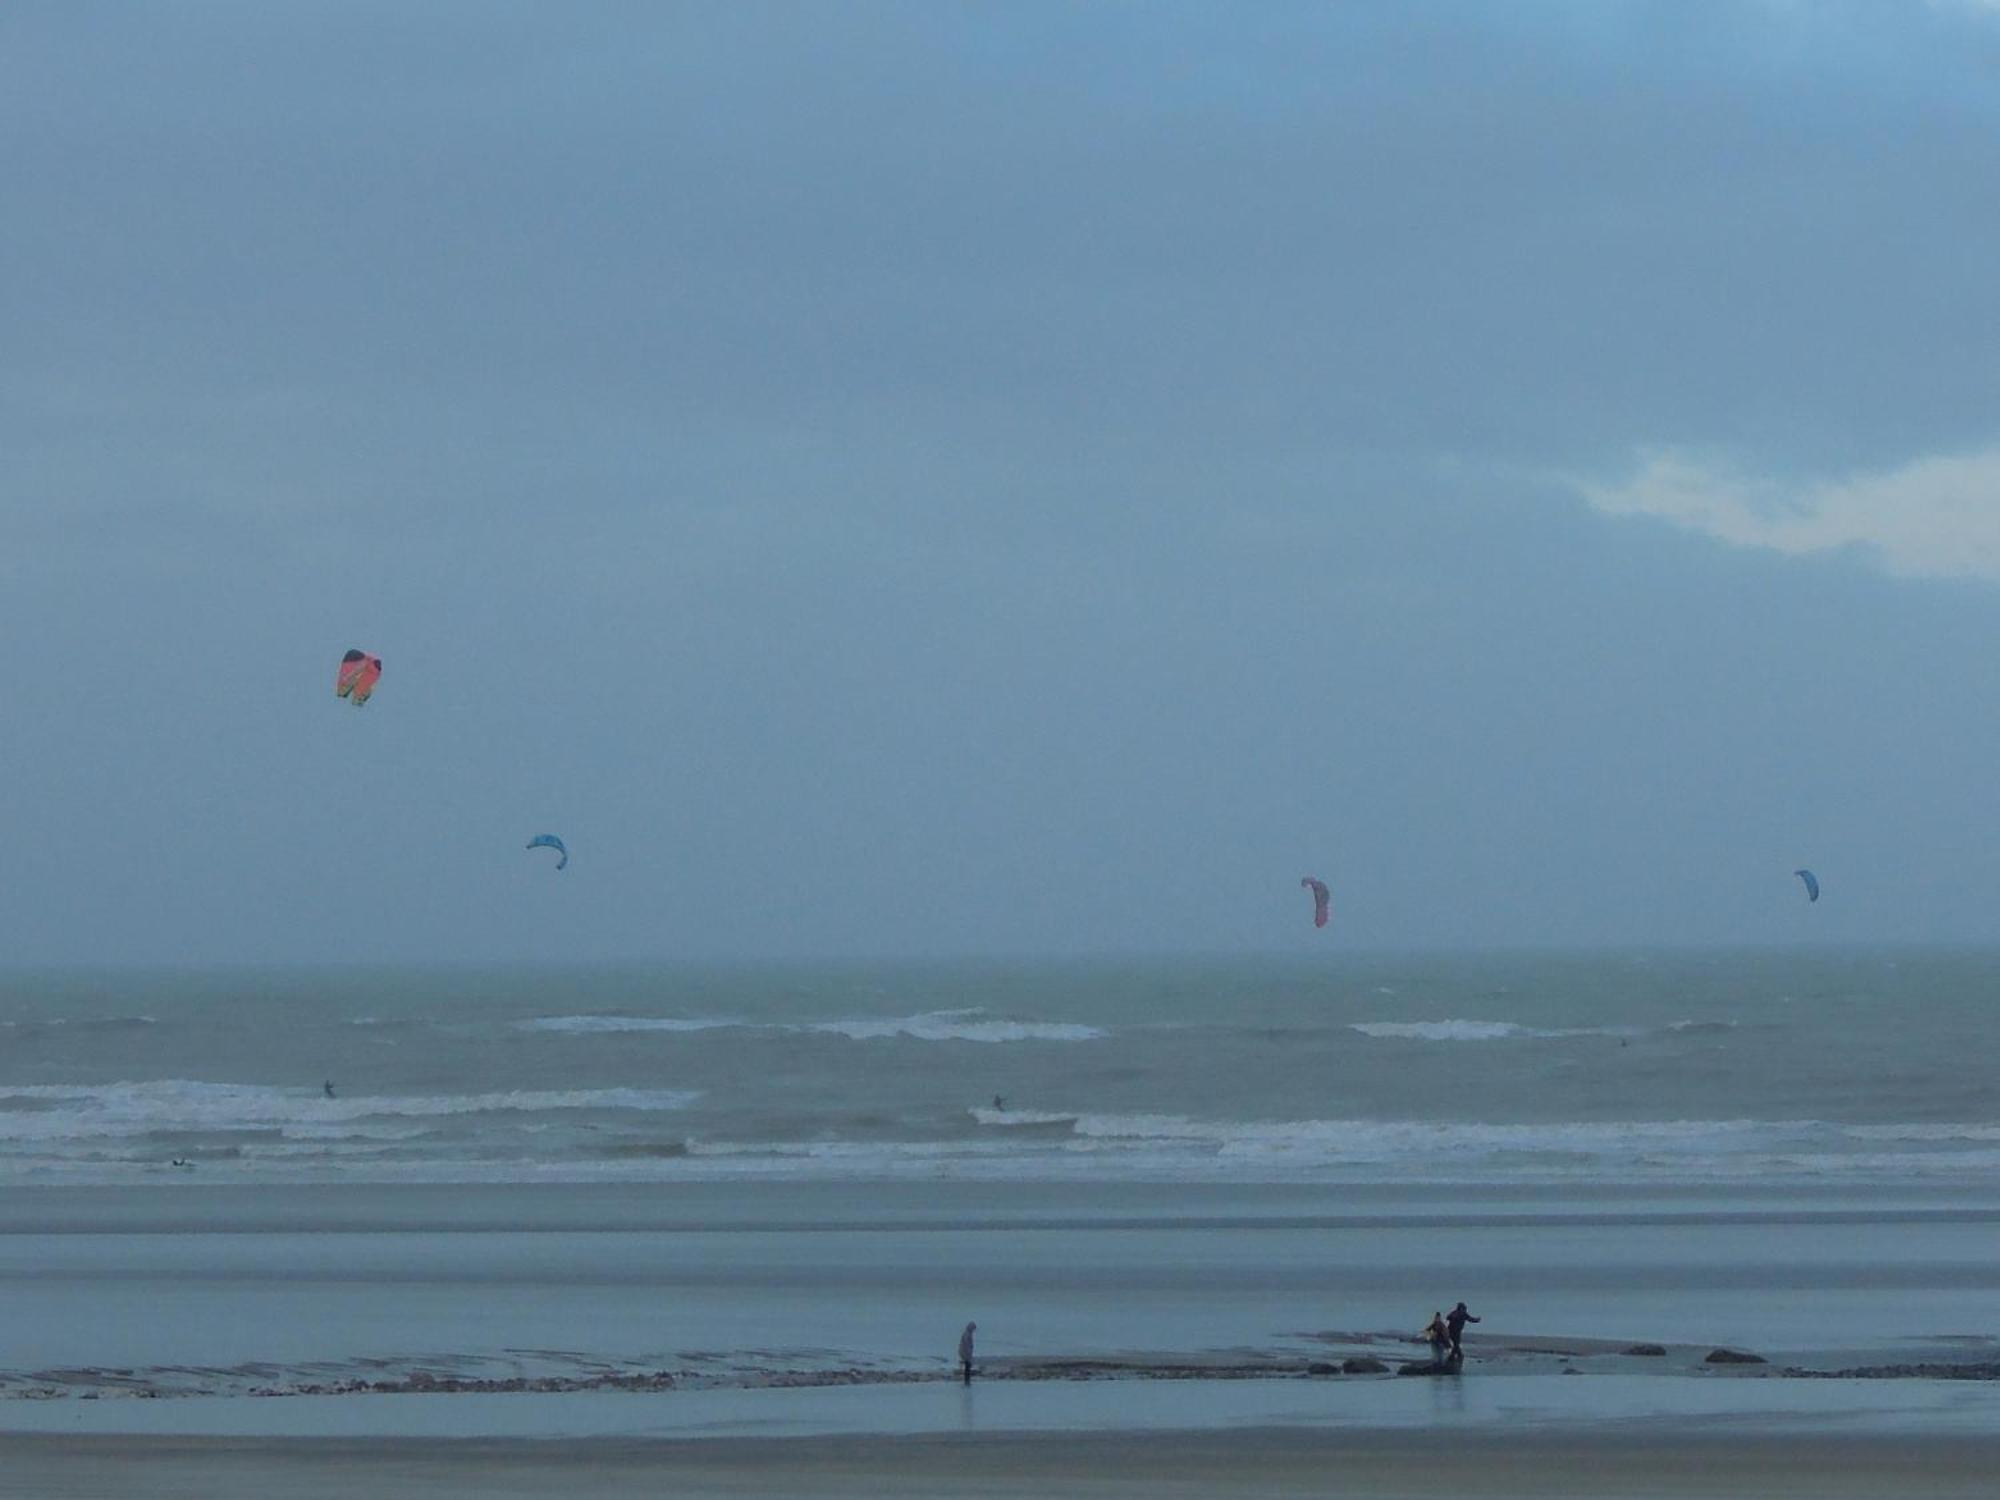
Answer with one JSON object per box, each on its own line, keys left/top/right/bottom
{"left": 5, "top": 2, "right": 2000, "bottom": 962}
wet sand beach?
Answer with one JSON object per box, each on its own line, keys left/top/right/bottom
{"left": 0, "top": 1180, "right": 1995, "bottom": 1494}
{"left": 4, "top": 1428, "right": 1997, "bottom": 1500}
{"left": 1, "top": 1181, "right": 1995, "bottom": 1397}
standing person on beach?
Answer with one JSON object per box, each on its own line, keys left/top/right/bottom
{"left": 1446, "top": 1301, "right": 1479, "bottom": 1363}
{"left": 958, "top": 1321, "right": 977, "bottom": 1385}
{"left": 1422, "top": 1310, "right": 1450, "bottom": 1365}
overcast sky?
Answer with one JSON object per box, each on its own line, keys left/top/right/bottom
{"left": 5, "top": 1, "right": 1999, "bottom": 965}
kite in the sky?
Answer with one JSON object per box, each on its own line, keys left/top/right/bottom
{"left": 527, "top": 834, "right": 569, "bottom": 871}
{"left": 334, "top": 650, "right": 382, "bottom": 706}
{"left": 1794, "top": 868, "right": 1819, "bottom": 903}
{"left": 1300, "top": 876, "right": 1330, "bottom": 929}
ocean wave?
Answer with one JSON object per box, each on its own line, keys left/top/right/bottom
{"left": 0, "top": 1081, "right": 701, "bottom": 1142}
{"left": 810, "top": 1010, "right": 1105, "bottom": 1043}
{"left": 969, "top": 1108, "right": 1082, "bottom": 1128}
{"left": 1350, "top": 1020, "right": 1527, "bottom": 1041}
{"left": 1348, "top": 1019, "right": 1649, "bottom": 1042}
{"left": 518, "top": 1009, "right": 1105, "bottom": 1044}
{"left": 980, "top": 1109, "right": 2000, "bottom": 1164}
{"left": 642, "top": 1113, "right": 2000, "bottom": 1184}
{"left": 4, "top": 1105, "right": 1996, "bottom": 1185}
{"left": 1054, "top": 1114, "right": 1793, "bottom": 1156}
{"left": 517, "top": 1016, "right": 742, "bottom": 1034}
{"left": 1845, "top": 1123, "right": 2000, "bottom": 1143}
{"left": 815, "top": 1113, "right": 2000, "bottom": 1164}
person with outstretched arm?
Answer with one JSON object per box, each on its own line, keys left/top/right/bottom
{"left": 1446, "top": 1301, "right": 1479, "bottom": 1363}
{"left": 958, "top": 1321, "right": 977, "bottom": 1385}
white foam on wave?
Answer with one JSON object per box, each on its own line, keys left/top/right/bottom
{"left": 683, "top": 1113, "right": 2000, "bottom": 1181}
{"left": 518, "top": 1016, "right": 742, "bottom": 1034}
{"left": 969, "top": 1108, "right": 1081, "bottom": 1127}
{"left": 1846, "top": 1123, "right": 2000, "bottom": 1142}
{"left": 1350, "top": 1020, "right": 1530, "bottom": 1041}
{"left": 1349, "top": 1019, "right": 1639, "bottom": 1042}
{"left": 0, "top": 1080, "right": 701, "bottom": 1142}
{"left": 518, "top": 1009, "right": 1105, "bottom": 1044}
{"left": 811, "top": 1010, "right": 1105, "bottom": 1043}
{"left": 6, "top": 1096, "right": 1995, "bottom": 1184}
{"left": 1058, "top": 1113, "right": 1792, "bottom": 1155}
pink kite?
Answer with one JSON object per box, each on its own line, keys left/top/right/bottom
{"left": 335, "top": 649, "right": 382, "bottom": 706}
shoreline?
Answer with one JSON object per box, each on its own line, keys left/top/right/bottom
{"left": 0, "top": 1177, "right": 1992, "bottom": 1236}
{"left": 3, "top": 1330, "right": 1997, "bottom": 1403}
{"left": 5, "top": 1357, "right": 1999, "bottom": 1446}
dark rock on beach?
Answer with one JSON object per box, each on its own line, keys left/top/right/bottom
{"left": 1306, "top": 1363, "right": 1339, "bottom": 1376}
{"left": 1396, "top": 1361, "right": 1452, "bottom": 1377}
{"left": 1341, "top": 1357, "right": 1389, "bottom": 1375}
{"left": 1704, "top": 1348, "right": 1767, "bottom": 1365}
{"left": 1623, "top": 1344, "right": 1667, "bottom": 1357}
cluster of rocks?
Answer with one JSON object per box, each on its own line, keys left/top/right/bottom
{"left": 1781, "top": 1362, "right": 2000, "bottom": 1381}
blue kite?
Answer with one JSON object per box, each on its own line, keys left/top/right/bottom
{"left": 527, "top": 834, "right": 569, "bottom": 871}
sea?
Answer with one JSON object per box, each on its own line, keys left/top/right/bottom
{"left": 0, "top": 948, "right": 1992, "bottom": 1189}
{"left": 2, "top": 947, "right": 1997, "bottom": 1438}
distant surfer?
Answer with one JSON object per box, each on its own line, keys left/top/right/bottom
{"left": 323, "top": 1080, "right": 336, "bottom": 1098}
{"left": 958, "top": 1321, "right": 977, "bottom": 1385}
{"left": 991, "top": 1095, "right": 1005, "bottom": 1112}
{"left": 1446, "top": 1301, "right": 1480, "bottom": 1363}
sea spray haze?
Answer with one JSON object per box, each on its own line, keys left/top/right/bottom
{"left": 0, "top": 949, "right": 1990, "bottom": 1186}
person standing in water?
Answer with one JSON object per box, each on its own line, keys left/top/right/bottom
{"left": 1446, "top": 1301, "right": 1480, "bottom": 1363}
{"left": 958, "top": 1321, "right": 977, "bottom": 1385}
{"left": 1422, "top": 1310, "right": 1450, "bottom": 1366}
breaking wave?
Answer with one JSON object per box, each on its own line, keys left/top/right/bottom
{"left": 520, "top": 1009, "right": 1104, "bottom": 1044}
{"left": 809, "top": 1010, "right": 1105, "bottom": 1043}
{"left": 518, "top": 1016, "right": 741, "bottom": 1034}
{"left": 0, "top": 1080, "right": 701, "bottom": 1143}
{"left": 1344, "top": 1019, "right": 1682, "bottom": 1042}
{"left": 1350, "top": 1020, "right": 1530, "bottom": 1041}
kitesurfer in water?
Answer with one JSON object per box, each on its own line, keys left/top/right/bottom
{"left": 323, "top": 1080, "right": 336, "bottom": 1099}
